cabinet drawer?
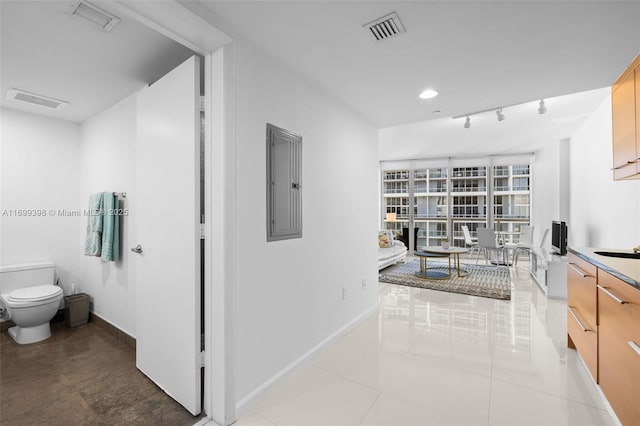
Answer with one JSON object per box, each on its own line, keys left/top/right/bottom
{"left": 567, "top": 305, "right": 598, "bottom": 381}
{"left": 567, "top": 253, "right": 597, "bottom": 328}
{"left": 599, "top": 269, "right": 640, "bottom": 313}
{"left": 567, "top": 253, "right": 597, "bottom": 278}
{"left": 597, "top": 270, "right": 640, "bottom": 425}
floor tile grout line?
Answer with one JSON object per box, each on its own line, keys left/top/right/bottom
{"left": 309, "top": 363, "right": 383, "bottom": 395}
{"left": 487, "top": 342, "right": 495, "bottom": 426}
{"left": 373, "top": 351, "right": 411, "bottom": 396}
{"left": 403, "top": 351, "right": 494, "bottom": 380}
{"left": 64, "top": 366, "right": 103, "bottom": 422}
{"left": 489, "top": 375, "right": 607, "bottom": 411}
{"left": 356, "top": 391, "right": 382, "bottom": 426}
{"left": 255, "top": 411, "right": 278, "bottom": 426}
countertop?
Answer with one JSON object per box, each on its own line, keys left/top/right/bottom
{"left": 568, "top": 247, "right": 640, "bottom": 291}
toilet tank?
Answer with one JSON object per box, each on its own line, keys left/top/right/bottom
{"left": 0, "top": 262, "right": 56, "bottom": 295}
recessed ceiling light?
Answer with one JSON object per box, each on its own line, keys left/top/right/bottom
{"left": 419, "top": 89, "right": 438, "bottom": 99}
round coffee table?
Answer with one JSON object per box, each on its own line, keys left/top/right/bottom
{"left": 415, "top": 246, "right": 470, "bottom": 278}
{"left": 414, "top": 250, "right": 451, "bottom": 279}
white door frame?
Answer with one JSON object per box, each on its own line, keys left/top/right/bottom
{"left": 106, "top": 2, "right": 236, "bottom": 424}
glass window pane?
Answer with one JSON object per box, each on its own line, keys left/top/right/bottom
{"left": 381, "top": 161, "right": 531, "bottom": 250}
{"left": 492, "top": 164, "right": 530, "bottom": 237}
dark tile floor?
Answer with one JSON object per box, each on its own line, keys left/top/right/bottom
{"left": 0, "top": 321, "right": 201, "bottom": 425}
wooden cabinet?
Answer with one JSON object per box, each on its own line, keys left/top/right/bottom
{"left": 597, "top": 270, "right": 640, "bottom": 426}
{"left": 566, "top": 253, "right": 599, "bottom": 380}
{"left": 611, "top": 54, "right": 640, "bottom": 180}
{"left": 567, "top": 251, "right": 640, "bottom": 425}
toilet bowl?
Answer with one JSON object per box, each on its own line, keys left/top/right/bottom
{"left": 1, "top": 285, "right": 63, "bottom": 344}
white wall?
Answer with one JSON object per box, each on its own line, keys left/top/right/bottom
{"left": 1, "top": 97, "right": 139, "bottom": 336}
{"left": 531, "top": 140, "right": 565, "bottom": 250}
{"left": 0, "top": 108, "right": 83, "bottom": 293}
{"left": 232, "top": 40, "right": 380, "bottom": 406}
{"left": 79, "top": 94, "right": 138, "bottom": 337}
{"left": 569, "top": 95, "right": 640, "bottom": 248}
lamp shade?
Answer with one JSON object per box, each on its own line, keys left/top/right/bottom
{"left": 386, "top": 212, "right": 397, "bottom": 222}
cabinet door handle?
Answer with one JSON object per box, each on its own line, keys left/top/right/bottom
{"left": 597, "top": 285, "right": 627, "bottom": 304}
{"left": 629, "top": 341, "right": 640, "bottom": 357}
{"left": 611, "top": 158, "right": 640, "bottom": 170}
{"left": 567, "top": 306, "right": 589, "bottom": 332}
{"left": 567, "top": 263, "right": 591, "bottom": 278}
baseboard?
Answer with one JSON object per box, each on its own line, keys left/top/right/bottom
{"left": 90, "top": 312, "right": 136, "bottom": 350}
{"left": 191, "top": 417, "right": 212, "bottom": 426}
{"left": 235, "top": 303, "right": 379, "bottom": 417}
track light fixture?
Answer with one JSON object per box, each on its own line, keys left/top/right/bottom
{"left": 454, "top": 97, "right": 549, "bottom": 128}
{"left": 538, "top": 99, "right": 547, "bottom": 114}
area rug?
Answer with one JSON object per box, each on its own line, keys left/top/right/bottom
{"left": 379, "top": 259, "right": 511, "bottom": 300}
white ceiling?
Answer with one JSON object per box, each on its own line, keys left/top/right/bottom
{"left": 0, "top": 1, "right": 196, "bottom": 123}
{"left": 196, "top": 0, "right": 640, "bottom": 129}
{"left": 379, "top": 87, "right": 611, "bottom": 160}
{"left": 1, "top": 1, "right": 639, "bottom": 158}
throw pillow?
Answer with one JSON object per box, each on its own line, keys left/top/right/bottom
{"left": 378, "top": 234, "right": 391, "bottom": 248}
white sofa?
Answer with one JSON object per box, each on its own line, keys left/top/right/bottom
{"left": 378, "top": 230, "right": 407, "bottom": 270}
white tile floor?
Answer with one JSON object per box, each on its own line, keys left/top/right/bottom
{"left": 220, "top": 260, "right": 618, "bottom": 426}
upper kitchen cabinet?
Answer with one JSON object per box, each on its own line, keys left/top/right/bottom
{"left": 611, "top": 54, "right": 640, "bottom": 180}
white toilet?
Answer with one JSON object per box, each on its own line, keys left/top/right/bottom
{"left": 0, "top": 262, "right": 63, "bottom": 344}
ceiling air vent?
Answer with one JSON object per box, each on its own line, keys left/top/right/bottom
{"left": 363, "top": 12, "right": 406, "bottom": 43}
{"left": 6, "top": 88, "right": 69, "bottom": 111}
{"left": 66, "top": 1, "right": 121, "bottom": 32}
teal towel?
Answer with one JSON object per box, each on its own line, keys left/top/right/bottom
{"left": 84, "top": 192, "right": 104, "bottom": 256}
{"left": 101, "top": 192, "right": 120, "bottom": 262}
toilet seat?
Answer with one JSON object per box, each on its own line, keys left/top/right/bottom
{"left": 3, "top": 285, "right": 63, "bottom": 307}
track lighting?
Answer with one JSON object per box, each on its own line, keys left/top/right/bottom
{"left": 538, "top": 99, "right": 547, "bottom": 114}
{"left": 454, "top": 97, "right": 547, "bottom": 128}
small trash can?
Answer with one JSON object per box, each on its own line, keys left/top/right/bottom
{"left": 64, "top": 293, "right": 90, "bottom": 327}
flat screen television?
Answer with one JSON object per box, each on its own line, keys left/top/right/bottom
{"left": 551, "top": 220, "right": 567, "bottom": 255}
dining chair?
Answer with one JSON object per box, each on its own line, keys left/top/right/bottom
{"left": 507, "top": 225, "right": 535, "bottom": 266}
{"left": 539, "top": 228, "right": 550, "bottom": 248}
{"left": 461, "top": 225, "right": 479, "bottom": 255}
{"left": 475, "top": 227, "right": 507, "bottom": 265}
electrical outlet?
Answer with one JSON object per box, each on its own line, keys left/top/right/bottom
{"left": 342, "top": 287, "right": 347, "bottom": 300}
{"left": 361, "top": 278, "right": 367, "bottom": 289}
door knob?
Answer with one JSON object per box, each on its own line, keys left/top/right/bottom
{"left": 131, "top": 245, "right": 143, "bottom": 254}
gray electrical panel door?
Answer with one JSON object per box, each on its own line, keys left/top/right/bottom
{"left": 266, "top": 123, "right": 302, "bottom": 241}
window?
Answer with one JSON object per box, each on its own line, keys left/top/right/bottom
{"left": 513, "top": 177, "right": 529, "bottom": 191}
{"left": 381, "top": 157, "right": 531, "bottom": 251}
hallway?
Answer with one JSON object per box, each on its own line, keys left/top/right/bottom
{"left": 231, "top": 263, "right": 615, "bottom": 425}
